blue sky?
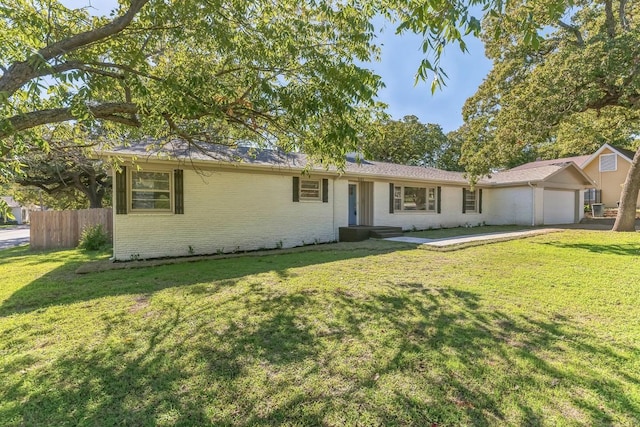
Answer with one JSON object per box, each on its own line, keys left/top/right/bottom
{"left": 62, "top": 0, "right": 492, "bottom": 133}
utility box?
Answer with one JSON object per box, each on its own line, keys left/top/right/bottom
{"left": 591, "top": 203, "right": 604, "bottom": 217}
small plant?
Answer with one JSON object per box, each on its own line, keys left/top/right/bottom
{"left": 129, "top": 253, "right": 141, "bottom": 261}
{"left": 411, "top": 225, "right": 418, "bottom": 232}
{"left": 216, "top": 248, "right": 224, "bottom": 255}
{"left": 584, "top": 204, "right": 592, "bottom": 213}
{"left": 276, "top": 240, "right": 283, "bottom": 249}
{"left": 78, "top": 224, "right": 109, "bottom": 251}
{"left": 188, "top": 245, "right": 195, "bottom": 255}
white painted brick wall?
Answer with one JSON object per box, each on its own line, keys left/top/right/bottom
{"left": 372, "top": 181, "right": 491, "bottom": 230}
{"left": 114, "top": 168, "right": 339, "bottom": 260}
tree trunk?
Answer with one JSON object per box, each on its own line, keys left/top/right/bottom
{"left": 612, "top": 147, "right": 640, "bottom": 231}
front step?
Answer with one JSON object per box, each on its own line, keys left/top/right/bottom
{"left": 370, "top": 227, "right": 403, "bottom": 239}
{"left": 338, "top": 226, "right": 404, "bottom": 241}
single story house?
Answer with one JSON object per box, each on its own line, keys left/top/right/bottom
{"left": 510, "top": 144, "right": 638, "bottom": 208}
{"left": 100, "top": 142, "right": 593, "bottom": 261}
{"left": 0, "top": 196, "right": 30, "bottom": 224}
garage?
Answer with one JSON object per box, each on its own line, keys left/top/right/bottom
{"left": 543, "top": 189, "right": 577, "bottom": 224}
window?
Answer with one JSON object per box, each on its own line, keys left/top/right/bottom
{"left": 403, "top": 187, "right": 427, "bottom": 210}
{"left": 393, "top": 185, "right": 436, "bottom": 212}
{"left": 599, "top": 154, "right": 617, "bottom": 172}
{"left": 464, "top": 189, "right": 477, "bottom": 213}
{"left": 394, "top": 186, "right": 402, "bottom": 211}
{"left": 131, "top": 171, "right": 172, "bottom": 211}
{"left": 299, "top": 179, "right": 321, "bottom": 200}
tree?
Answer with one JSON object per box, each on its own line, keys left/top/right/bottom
{"left": 363, "top": 115, "right": 449, "bottom": 166}
{"left": 0, "top": 0, "right": 578, "bottom": 216}
{"left": 460, "top": 0, "right": 640, "bottom": 231}
{"left": 13, "top": 144, "right": 111, "bottom": 209}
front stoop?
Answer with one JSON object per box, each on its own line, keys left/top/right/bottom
{"left": 339, "top": 226, "right": 403, "bottom": 242}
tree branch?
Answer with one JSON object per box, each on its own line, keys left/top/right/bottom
{"left": 619, "top": 0, "right": 630, "bottom": 31}
{"left": 0, "top": 0, "right": 149, "bottom": 97}
{"left": 557, "top": 20, "right": 584, "bottom": 47}
{"left": 604, "top": 0, "right": 616, "bottom": 39}
{"left": 0, "top": 102, "right": 140, "bottom": 139}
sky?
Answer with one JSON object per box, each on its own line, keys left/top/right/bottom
{"left": 62, "top": 0, "right": 493, "bottom": 133}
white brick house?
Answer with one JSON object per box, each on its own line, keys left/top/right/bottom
{"left": 101, "top": 142, "right": 593, "bottom": 261}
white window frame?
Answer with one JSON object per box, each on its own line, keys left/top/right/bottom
{"left": 599, "top": 153, "right": 617, "bottom": 172}
{"left": 299, "top": 179, "right": 321, "bottom": 201}
{"left": 130, "top": 170, "right": 173, "bottom": 212}
{"left": 394, "top": 185, "right": 436, "bottom": 212}
{"left": 464, "top": 189, "right": 477, "bottom": 213}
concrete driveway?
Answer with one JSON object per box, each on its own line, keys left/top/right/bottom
{"left": 0, "top": 226, "right": 30, "bottom": 250}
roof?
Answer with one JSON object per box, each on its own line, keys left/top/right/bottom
{"left": 1, "top": 196, "right": 20, "bottom": 208}
{"left": 100, "top": 140, "right": 591, "bottom": 187}
{"left": 509, "top": 155, "right": 591, "bottom": 171}
{"left": 103, "top": 140, "right": 472, "bottom": 184}
{"left": 485, "top": 164, "right": 593, "bottom": 186}
{"left": 582, "top": 143, "right": 636, "bottom": 169}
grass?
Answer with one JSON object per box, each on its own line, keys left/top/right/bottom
{"left": 1, "top": 231, "right": 640, "bottom": 426}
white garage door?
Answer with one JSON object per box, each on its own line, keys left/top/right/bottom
{"left": 543, "top": 190, "right": 576, "bottom": 225}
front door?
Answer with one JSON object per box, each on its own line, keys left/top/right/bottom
{"left": 348, "top": 184, "right": 357, "bottom": 225}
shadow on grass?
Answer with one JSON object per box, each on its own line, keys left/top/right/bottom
{"left": 0, "top": 242, "right": 415, "bottom": 317}
{"left": 539, "top": 241, "right": 640, "bottom": 256}
{"left": 2, "top": 279, "right": 639, "bottom": 426}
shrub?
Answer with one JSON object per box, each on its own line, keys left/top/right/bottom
{"left": 78, "top": 224, "right": 110, "bottom": 251}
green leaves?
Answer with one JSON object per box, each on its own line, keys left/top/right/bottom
{"left": 459, "top": 0, "right": 640, "bottom": 179}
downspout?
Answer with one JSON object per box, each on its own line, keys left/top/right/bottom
{"left": 527, "top": 182, "right": 536, "bottom": 226}
{"left": 332, "top": 178, "right": 336, "bottom": 242}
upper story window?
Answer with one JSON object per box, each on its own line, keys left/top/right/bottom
{"left": 599, "top": 153, "right": 617, "bottom": 172}
{"left": 131, "top": 171, "right": 172, "bottom": 211}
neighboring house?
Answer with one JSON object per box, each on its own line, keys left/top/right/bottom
{"left": 0, "top": 196, "right": 30, "bottom": 224}
{"left": 511, "top": 144, "right": 638, "bottom": 208}
{"left": 99, "top": 142, "right": 593, "bottom": 261}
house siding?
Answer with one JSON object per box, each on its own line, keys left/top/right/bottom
{"left": 582, "top": 148, "right": 639, "bottom": 208}
{"left": 113, "top": 168, "right": 340, "bottom": 260}
{"left": 373, "top": 181, "right": 490, "bottom": 230}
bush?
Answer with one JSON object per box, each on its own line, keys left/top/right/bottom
{"left": 78, "top": 224, "right": 110, "bottom": 251}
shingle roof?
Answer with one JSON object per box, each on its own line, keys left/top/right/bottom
{"left": 101, "top": 140, "right": 588, "bottom": 187}
{"left": 509, "top": 155, "right": 590, "bottom": 171}
{"left": 610, "top": 146, "right": 635, "bottom": 160}
{"left": 485, "top": 165, "right": 568, "bottom": 185}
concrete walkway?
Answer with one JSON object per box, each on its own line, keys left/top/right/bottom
{"left": 384, "top": 229, "right": 560, "bottom": 248}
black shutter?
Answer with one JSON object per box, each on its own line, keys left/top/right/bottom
{"left": 389, "top": 183, "right": 394, "bottom": 213}
{"left": 462, "top": 188, "right": 466, "bottom": 214}
{"left": 174, "top": 169, "right": 184, "bottom": 214}
{"left": 437, "top": 186, "right": 442, "bottom": 214}
{"left": 322, "top": 179, "right": 329, "bottom": 203}
{"left": 293, "top": 177, "right": 299, "bottom": 202}
{"left": 478, "top": 189, "right": 483, "bottom": 214}
{"left": 115, "top": 167, "right": 127, "bottom": 215}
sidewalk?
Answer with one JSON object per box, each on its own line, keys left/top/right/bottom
{"left": 384, "top": 228, "right": 561, "bottom": 249}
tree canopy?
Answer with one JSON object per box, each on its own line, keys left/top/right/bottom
{"left": 363, "top": 115, "right": 451, "bottom": 167}
{"left": 0, "top": 0, "right": 578, "bottom": 214}
{"left": 13, "top": 143, "right": 111, "bottom": 208}
{"left": 460, "top": 0, "right": 639, "bottom": 230}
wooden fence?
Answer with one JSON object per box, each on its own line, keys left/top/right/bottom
{"left": 30, "top": 208, "right": 113, "bottom": 250}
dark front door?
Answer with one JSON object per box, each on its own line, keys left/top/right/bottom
{"left": 348, "top": 184, "right": 357, "bottom": 225}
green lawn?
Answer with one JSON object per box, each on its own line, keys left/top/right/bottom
{"left": 1, "top": 231, "right": 639, "bottom": 426}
